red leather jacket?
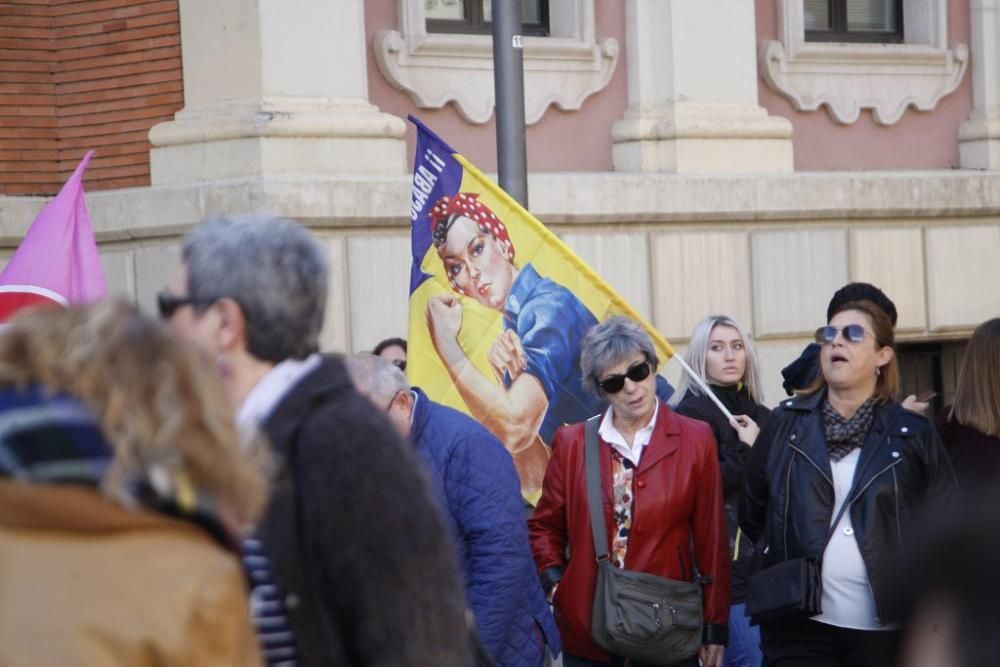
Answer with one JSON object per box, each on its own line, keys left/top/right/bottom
{"left": 529, "top": 403, "right": 730, "bottom": 661}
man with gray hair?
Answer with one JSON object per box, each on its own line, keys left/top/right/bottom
{"left": 161, "top": 214, "right": 473, "bottom": 667}
{"left": 344, "top": 353, "right": 560, "bottom": 667}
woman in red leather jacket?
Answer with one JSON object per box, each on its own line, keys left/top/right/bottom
{"left": 529, "top": 316, "right": 731, "bottom": 667}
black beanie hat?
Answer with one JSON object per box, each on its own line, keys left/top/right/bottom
{"left": 826, "top": 282, "right": 898, "bottom": 326}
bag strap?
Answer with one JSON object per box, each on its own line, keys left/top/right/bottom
{"left": 822, "top": 495, "right": 852, "bottom": 549}
{"left": 584, "top": 415, "right": 610, "bottom": 564}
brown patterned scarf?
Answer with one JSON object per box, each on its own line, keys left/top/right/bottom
{"left": 822, "top": 397, "right": 877, "bottom": 462}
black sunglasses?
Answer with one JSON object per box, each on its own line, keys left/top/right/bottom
{"left": 157, "top": 292, "right": 213, "bottom": 320}
{"left": 598, "top": 360, "right": 652, "bottom": 394}
{"left": 815, "top": 324, "right": 870, "bottom": 345}
{"left": 391, "top": 359, "right": 407, "bottom": 372}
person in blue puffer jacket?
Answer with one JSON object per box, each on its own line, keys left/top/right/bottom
{"left": 345, "top": 353, "right": 561, "bottom": 667}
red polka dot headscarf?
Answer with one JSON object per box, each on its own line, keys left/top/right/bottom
{"left": 429, "top": 193, "right": 516, "bottom": 292}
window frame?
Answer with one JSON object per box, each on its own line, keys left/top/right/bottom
{"left": 805, "top": 0, "right": 904, "bottom": 44}
{"left": 426, "top": 0, "right": 550, "bottom": 37}
{"left": 373, "top": 0, "right": 618, "bottom": 125}
{"left": 758, "top": 0, "right": 967, "bottom": 125}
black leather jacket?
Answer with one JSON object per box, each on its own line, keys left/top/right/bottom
{"left": 739, "top": 389, "right": 956, "bottom": 623}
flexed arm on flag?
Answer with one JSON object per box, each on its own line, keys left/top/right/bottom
{"left": 426, "top": 294, "right": 546, "bottom": 452}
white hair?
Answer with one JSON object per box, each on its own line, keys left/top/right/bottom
{"left": 343, "top": 353, "right": 409, "bottom": 406}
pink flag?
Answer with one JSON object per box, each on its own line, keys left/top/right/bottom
{"left": 0, "top": 151, "right": 106, "bottom": 322}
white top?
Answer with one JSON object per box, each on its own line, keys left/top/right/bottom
{"left": 236, "top": 353, "right": 322, "bottom": 439}
{"left": 813, "top": 448, "right": 884, "bottom": 630}
{"left": 598, "top": 400, "right": 659, "bottom": 467}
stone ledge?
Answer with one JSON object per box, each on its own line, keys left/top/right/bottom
{"left": 2, "top": 170, "right": 1000, "bottom": 243}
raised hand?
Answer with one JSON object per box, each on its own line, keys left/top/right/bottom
{"left": 728, "top": 414, "right": 761, "bottom": 446}
{"left": 426, "top": 294, "right": 464, "bottom": 347}
{"left": 487, "top": 329, "right": 527, "bottom": 384}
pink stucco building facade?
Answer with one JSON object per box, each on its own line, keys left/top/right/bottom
{"left": 0, "top": 0, "right": 997, "bottom": 405}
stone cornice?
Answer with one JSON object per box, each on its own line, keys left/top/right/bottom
{"left": 2, "top": 170, "right": 1000, "bottom": 243}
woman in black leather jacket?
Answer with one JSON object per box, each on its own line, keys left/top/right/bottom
{"left": 740, "top": 299, "right": 956, "bottom": 667}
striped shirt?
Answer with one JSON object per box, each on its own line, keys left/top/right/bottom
{"left": 243, "top": 537, "right": 298, "bottom": 667}
{"left": 238, "top": 356, "right": 320, "bottom": 666}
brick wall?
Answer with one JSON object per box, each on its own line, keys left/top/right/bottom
{"left": 0, "top": 1, "right": 58, "bottom": 195}
{"left": 0, "top": 0, "right": 183, "bottom": 195}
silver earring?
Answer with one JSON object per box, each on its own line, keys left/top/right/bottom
{"left": 875, "top": 366, "right": 881, "bottom": 377}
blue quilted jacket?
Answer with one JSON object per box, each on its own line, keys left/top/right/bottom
{"left": 410, "top": 388, "right": 561, "bottom": 667}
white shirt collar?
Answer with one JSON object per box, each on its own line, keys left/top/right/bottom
{"left": 236, "top": 353, "right": 322, "bottom": 438}
{"left": 598, "top": 400, "right": 660, "bottom": 467}
{"left": 409, "top": 389, "right": 418, "bottom": 426}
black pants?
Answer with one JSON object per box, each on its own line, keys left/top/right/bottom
{"left": 760, "top": 618, "right": 901, "bottom": 667}
{"left": 563, "top": 653, "right": 699, "bottom": 667}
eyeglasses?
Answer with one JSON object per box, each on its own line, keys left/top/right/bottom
{"left": 157, "top": 292, "right": 213, "bottom": 320}
{"left": 598, "top": 360, "right": 652, "bottom": 394}
{"left": 391, "top": 359, "right": 407, "bottom": 372}
{"left": 814, "top": 324, "right": 872, "bottom": 345}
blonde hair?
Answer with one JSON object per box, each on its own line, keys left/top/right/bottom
{"left": 670, "top": 315, "right": 765, "bottom": 407}
{"left": 0, "top": 299, "right": 268, "bottom": 526}
{"left": 950, "top": 318, "right": 1000, "bottom": 437}
{"left": 800, "top": 299, "right": 899, "bottom": 404}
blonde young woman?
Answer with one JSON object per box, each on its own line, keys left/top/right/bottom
{"left": 0, "top": 300, "right": 266, "bottom": 666}
{"left": 671, "top": 315, "right": 770, "bottom": 667}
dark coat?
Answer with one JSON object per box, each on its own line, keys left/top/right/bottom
{"left": 936, "top": 410, "right": 1000, "bottom": 496}
{"left": 780, "top": 343, "right": 821, "bottom": 396}
{"left": 740, "top": 390, "right": 957, "bottom": 624}
{"left": 257, "top": 357, "right": 474, "bottom": 667}
{"left": 674, "top": 385, "right": 770, "bottom": 603}
{"left": 529, "top": 402, "right": 731, "bottom": 661}
{"left": 410, "top": 388, "right": 560, "bottom": 667}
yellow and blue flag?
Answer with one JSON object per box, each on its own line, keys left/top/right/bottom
{"left": 407, "top": 116, "right": 673, "bottom": 503}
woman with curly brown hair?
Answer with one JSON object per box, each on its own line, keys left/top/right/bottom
{"left": 0, "top": 299, "right": 266, "bottom": 666}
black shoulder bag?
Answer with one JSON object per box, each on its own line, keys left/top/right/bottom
{"left": 744, "top": 496, "right": 851, "bottom": 626}
{"left": 585, "top": 416, "right": 704, "bottom": 665}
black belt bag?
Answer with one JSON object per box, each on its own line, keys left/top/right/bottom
{"left": 584, "top": 417, "right": 703, "bottom": 665}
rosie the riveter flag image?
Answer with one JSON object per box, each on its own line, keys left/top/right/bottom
{"left": 406, "top": 116, "right": 674, "bottom": 504}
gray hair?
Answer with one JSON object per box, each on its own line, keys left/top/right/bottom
{"left": 182, "top": 214, "right": 329, "bottom": 363}
{"left": 670, "top": 314, "right": 765, "bottom": 406}
{"left": 343, "top": 353, "right": 409, "bottom": 407}
{"left": 580, "top": 316, "right": 660, "bottom": 398}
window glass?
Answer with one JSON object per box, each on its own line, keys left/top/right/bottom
{"left": 847, "top": 0, "right": 896, "bottom": 32}
{"left": 426, "top": 0, "right": 465, "bottom": 20}
{"left": 804, "top": 0, "right": 831, "bottom": 30}
{"left": 482, "top": 0, "right": 543, "bottom": 25}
